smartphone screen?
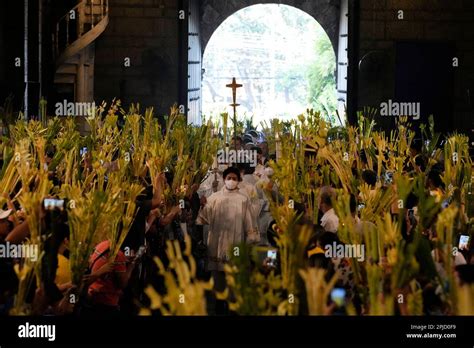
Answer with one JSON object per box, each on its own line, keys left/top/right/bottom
{"left": 43, "top": 198, "right": 65, "bottom": 211}
{"left": 331, "top": 288, "right": 346, "bottom": 307}
{"left": 384, "top": 171, "right": 393, "bottom": 185}
{"left": 266, "top": 249, "right": 277, "bottom": 267}
{"left": 459, "top": 235, "right": 470, "bottom": 250}
{"left": 267, "top": 250, "right": 277, "bottom": 259}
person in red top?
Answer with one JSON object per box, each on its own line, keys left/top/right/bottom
{"left": 84, "top": 240, "right": 139, "bottom": 317}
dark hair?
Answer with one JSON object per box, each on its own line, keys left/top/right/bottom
{"left": 142, "top": 184, "right": 154, "bottom": 200}
{"left": 320, "top": 187, "right": 335, "bottom": 207}
{"left": 45, "top": 146, "right": 56, "bottom": 159}
{"left": 362, "top": 170, "right": 377, "bottom": 187}
{"left": 307, "top": 225, "right": 326, "bottom": 250}
{"left": 455, "top": 264, "right": 474, "bottom": 284}
{"left": 309, "top": 253, "right": 331, "bottom": 269}
{"left": 350, "top": 194, "right": 357, "bottom": 214}
{"left": 422, "top": 285, "right": 443, "bottom": 314}
{"left": 359, "top": 150, "right": 368, "bottom": 164}
{"left": 236, "top": 162, "right": 255, "bottom": 175}
{"left": 411, "top": 138, "right": 423, "bottom": 153}
{"left": 251, "top": 146, "right": 262, "bottom": 155}
{"left": 406, "top": 192, "right": 418, "bottom": 210}
{"left": 317, "top": 231, "right": 340, "bottom": 249}
{"left": 223, "top": 166, "right": 241, "bottom": 181}
{"left": 414, "top": 155, "right": 426, "bottom": 171}
{"left": 165, "top": 171, "right": 174, "bottom": 186}
{"left": 428, "top": 167, "right": 444, "bottom": 189}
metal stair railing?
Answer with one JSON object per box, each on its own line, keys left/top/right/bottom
{"left": 54, "top": 0, "right": 108, "bottom": 59}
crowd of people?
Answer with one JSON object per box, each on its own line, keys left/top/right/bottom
{"left": 0, "top": 114, "right": 473, "bottom": 317}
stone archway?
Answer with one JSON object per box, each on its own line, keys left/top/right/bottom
{"left": 200, "top": 0, "right": 341, "bottom": 55}
{"left": 186, "top": 0, "right": 345, "bottom": 124}
{"left": 201, "top": 4, "right": 338, "bottom": 122}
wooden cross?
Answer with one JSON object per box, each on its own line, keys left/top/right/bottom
{"left": 226, "top": 77, "right": 242, "bottom": 149}
{"left": 226, "top": 77, "right": 242, "bottom": 106}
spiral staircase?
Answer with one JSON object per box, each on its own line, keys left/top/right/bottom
{"left": 54, "top": 0, "right": 109, "bottom": 117}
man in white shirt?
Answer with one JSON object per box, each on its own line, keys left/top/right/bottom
{"left": 349, "top": 194, "right": 376, "bottom": 238}
{"left": 319, "top": 186, "right": 339, "bottom": 233}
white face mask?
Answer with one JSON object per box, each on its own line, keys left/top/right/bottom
{"left": 225, "top": 179, "right": 238, "bottom": 190}
{"left": 264, "top": 167, "right": 274, "bottom": 177}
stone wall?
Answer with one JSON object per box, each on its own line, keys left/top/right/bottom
{"left": 358, "top": 0, "right": 474, "bottom": 132}
{"left": 93, "top": 0, "right": 180, "bottom": 116}
{"left": 0, "top": 0, "right": 29, "bottom": 111}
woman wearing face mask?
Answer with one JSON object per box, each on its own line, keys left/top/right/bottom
{"left": 196, "top": 166, "right": 259, "bottom": 314}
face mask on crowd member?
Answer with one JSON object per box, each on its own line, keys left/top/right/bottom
{"left": 264, "top": 166, "right": 274, "bottom": 178}
{"left": 223, "top": 167, "right": 241, "bottom": 191}
{"left": 225, "top": 179, "right": 238, "bottom": 190}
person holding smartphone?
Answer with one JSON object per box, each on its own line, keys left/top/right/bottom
{"left": 83, "top": 240, "right": 143, "bottom": 317}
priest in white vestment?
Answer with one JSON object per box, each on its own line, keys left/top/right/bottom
{"left": 196, "top": 167, "right": 260, "bottom": 273}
